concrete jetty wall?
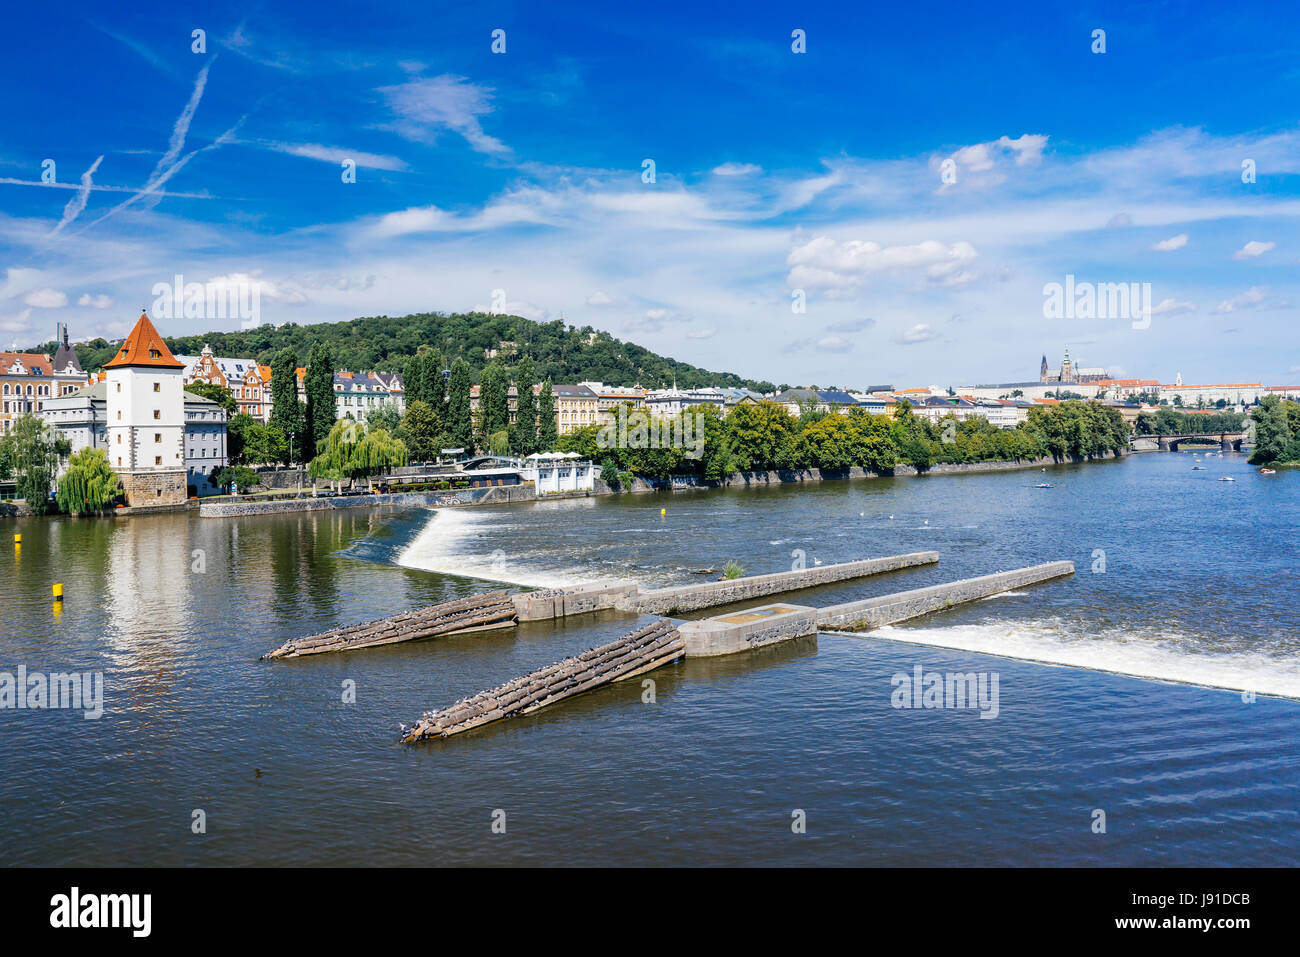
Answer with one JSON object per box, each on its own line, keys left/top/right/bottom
{"left": 816, "top": 561, "right": 1074, "bottom": 632}
{"left": 616, "top": 552, "right": 939, "bottom": 615}
{"left": 200, "top": 484, "right": 535, "bottom": 517}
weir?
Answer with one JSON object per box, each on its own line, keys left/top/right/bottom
{"left": 262, "top": 555, "right": 939, "bottom": 658}
{"left": 261, "top": 591, "right": 516, "bottom": 659}
{"left": 400, "top": 619, "right": 684, "bottom": 741}
{"left": 676, "top": 561, "right": 1075, "bottom": 657}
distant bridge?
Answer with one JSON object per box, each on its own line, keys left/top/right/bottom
{"left": 1130, "top": 431, "right": 1248, "bottom": 452}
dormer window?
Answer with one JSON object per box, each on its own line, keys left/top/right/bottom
{"left": 150, "top": 349, "right": 161, "bottom": 359}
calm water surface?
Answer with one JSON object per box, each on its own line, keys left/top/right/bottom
{"left": 1, "top": 451, "right": 1297, "bottom": 865}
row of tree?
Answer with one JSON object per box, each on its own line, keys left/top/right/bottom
{"left": 0, "top": 415, "right": 118, "bottom": 516}
{"left": 1134, "top": 407, "right": 1246, "bottom": 436}
{"left": 557, "top": 400, "right": 1131, "bottom": 482}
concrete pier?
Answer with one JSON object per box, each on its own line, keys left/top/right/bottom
{"left": 511, "top": 583, "right": 638, "bottom": 621}
{"left": 677, "top": 561, "right": 1074, "bottom": 656}
{"left": 815, "top": 561, "right": 1075, "bottom": 632}
{"left": 678, "top": 603, "right": 819, "bottom": 657}
{"left": 615, "top": 552, "right": 939, "bottom": 615}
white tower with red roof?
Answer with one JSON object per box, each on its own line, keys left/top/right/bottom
{"left": 105, "top": 311, "right": 189, "bottom": 506}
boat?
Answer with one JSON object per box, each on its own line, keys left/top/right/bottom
{"left": 1192, "top": 466, "right": 1206, "bottom": 470}
{"left": 1219, "top": 476, "right": 1236, "bottom": 482}
{"left": 1259, "top": 468, "right": 1276, "bottom": 475}
{"left": 1034, "top": 482, "right": 1052, "bottom": 488}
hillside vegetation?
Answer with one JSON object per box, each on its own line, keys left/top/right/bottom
{"left": 33, "top": 311, "right": 776, "bottom": 391}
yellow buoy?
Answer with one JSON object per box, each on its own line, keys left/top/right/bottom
{"left": 52, "top": 583, "right": 64, "bottom": 600}
{"left": 660, "top": 508, "right": 666, "bottom": 516}
{"left": 13, "top": 533, "right": 20, "bottom": 544}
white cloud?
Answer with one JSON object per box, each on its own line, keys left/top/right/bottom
{"left": 1150, "top": 298, "right": 1197, "bottom": 317}
{"left": 712, "top": 162, "right": 761, "bottom": 176}
{"left": 1214, "top": 286, "right": 1286, "bottom": 313}
{"left": 586, "top": 290, "right": 612, "bottom": 306}
{"left": 77, "top": 293, "right": 114, "bottom": 308}
{"left": 896, "top": 323, "right": 939, "bottom": 344}
{"left": 685, "top": 328, "right": 715, "bottom": 339}
{"left": 379, "top": 75, "right": 508, "bottom": 155}
{"left": 24, "top": 288, "right": 67, "bottom": 308}
{"left": 263, "top": 142, "right": 408, "bottom": 171}
{"left": 787, "top": 236, "right": 978, "bottom": 291}
{"left": 1152, "top": 233, "right": 1188, "bottom": 251}
{"left": 51, "top": 155, "right": 104, "bottom": 235}
{"left": 1233, "top": 240, "right": 1275, "bottom": 259}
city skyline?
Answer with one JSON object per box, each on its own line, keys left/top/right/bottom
{"left": 2, "top": 1, "right": 1298, "bottom": 388}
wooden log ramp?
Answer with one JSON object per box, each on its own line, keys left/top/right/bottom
{"left": 400, "top": 618, "right": 684, "bottom": 743}
{"left": 261, "top": 591, "right": 517, "bottom": 660}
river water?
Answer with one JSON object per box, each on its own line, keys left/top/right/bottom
{"left": 2, "top": 450, "right": 1297, "bottom": 865}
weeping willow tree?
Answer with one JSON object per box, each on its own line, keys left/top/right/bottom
{"left": 351, "top": 426, "right": 408, "bottom": 489}
{"left": 308, "top": 420, "right": 407, "bottom": 492}
{"left": 55, "top": 448, "right": 120, "bottom": 515}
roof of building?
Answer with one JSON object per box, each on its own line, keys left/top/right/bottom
{"left": 174, "top": 347, "right": 268, "bottom": 383}
{"left": 104, "top": 314, "right": 185, "bottom": 369}
{"left": 52, "top": 340, "right": 82, "bottom": 373}
{"left": 0, "top": 351, "right": 55, "bottom": 376}
{"left": 41, "top": 379, "right": 222, "bottom": 410}
{"left": 550, "top": 384, "right": 598, "bottom": 398}
{"left": 1160, "top": 382, "right": 1263, "bottom": 389}
{"left": 332, "top": 371, "right": 391, "bottom": 394}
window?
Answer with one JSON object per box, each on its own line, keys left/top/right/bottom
{"left": 116, "top": 411, "right": 121, "bottom": 420}
{"left": 153, "top": 410, "right": 160, "bottom": 419}
{"left": 155, "top": 456, "right": 162, "bottom": 465}
{"left": 149, "top": 349, "right": 161, "bottom": 359}
{"left": 116, "top": 435, "right": 121, "bottom": 443}
{"left": 116, "top": 383, "right": 121, "bottom": 392}
{"left": 153, "top": 382, "right": 160, "bottom": 392}
{"left": 154, "top": 433, "right": 162, "bottom": 443}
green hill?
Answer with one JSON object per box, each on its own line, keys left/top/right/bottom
{"left": 34, "top": 311, "right": 776, "bottom": 391}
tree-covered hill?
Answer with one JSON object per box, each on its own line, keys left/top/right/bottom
{"left": 33, "top": 311, "right": 776, "bottom": 391}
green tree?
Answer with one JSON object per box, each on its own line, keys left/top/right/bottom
{"left": 269, "top": 346, "right": 304, "bottom": 463}
{"left": 212, "top": 465, "right": 261, "bottom": 493}
{"left": 398, "top": 400, "right": 442, "bottom": 462}
{"left": 366, "top": 403, "right": 401, "bottom": 434}
{"left": 536, "top": 380, "right": 557, "bottom": 450}
{"left": 303, "top": 342, "right": 336, "bottom": 461}
{"left": 0, "top": 414, "right": 70, "bottom": 514}
{"left": 184, "top": 382, "right": 237, "bottom": 416}
{"left": 511, "top": 355, "right": 539, "bottom": 455}
{"left": 226, "top": 412, "right": 258, "bottom": 465}
{"left": 55, "top": 447, "right": 119, "bottom": 515}
{"left": 1248, "top": 396, "right": 1294, "bottom": 465}
{"left": 308, "top": 419, "right": 407, "bottom": 490}
{"left": 477, "top": 361, "right": 509, "bottom": 450}
{"left": 445, "top": 357, "right": 473, "bottom": 451}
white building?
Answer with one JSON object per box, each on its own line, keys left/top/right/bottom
{"left": 521, "top": 452, "right": 595, "bottom": 493}
{"left": 175, "top": 345, "right": 271, "bottom": 422}
{"left": 41, "top": 380, "right": 229, "bottom": 496}
{"left": 1158, "top": 378, "right": 1263, "bottom": 407}
{"left": 103, "top": 312, "right": 190, "bottom": 506}
{"left": 642, "top": 386, "right": 725, "bottom": 417}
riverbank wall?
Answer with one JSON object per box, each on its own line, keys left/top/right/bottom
{"left": 200, "top": 484, "right": 539, "bottom": 517}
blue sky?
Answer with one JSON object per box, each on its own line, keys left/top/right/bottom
{"left": 2, "top": 0, "right": 1298, "bottom": 387}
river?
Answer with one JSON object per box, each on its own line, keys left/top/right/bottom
{"left": 1, "top": 450, "right": 1296, "bottom": 865}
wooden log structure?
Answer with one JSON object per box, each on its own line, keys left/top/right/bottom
{"left": 401, "top": 619, "right": 684, "bottom": 742}
{"left": 261, "top": 591, "right": 517, "bottom": 660}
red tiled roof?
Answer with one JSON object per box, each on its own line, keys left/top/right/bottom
{"left": 104, "top": 314, "right": 185, "bottom": 369}
{"left": 0, "top": 352, "right": 54, "bottom": 376}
